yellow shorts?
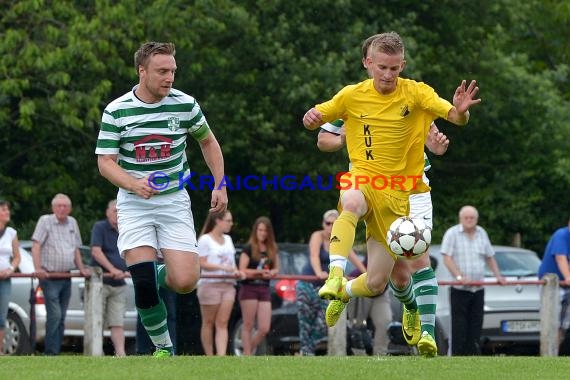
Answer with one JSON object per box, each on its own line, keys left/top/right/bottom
{"left": 338, "top": 174, "right": 409, "bottom": 259}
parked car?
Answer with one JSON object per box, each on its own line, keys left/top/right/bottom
{"left": 390, "top": 244, "right": 542, "bottom": 355}
{"left": 4, "top": 240, "right": 138, "bottom": 355}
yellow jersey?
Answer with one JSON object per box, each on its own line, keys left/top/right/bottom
{"left": 316, "top": 78, "right": 452, "bottom": 195}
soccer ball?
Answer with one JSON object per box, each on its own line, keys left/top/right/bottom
{"left": 386, "top": 216, "right": 432, "bottom": 259}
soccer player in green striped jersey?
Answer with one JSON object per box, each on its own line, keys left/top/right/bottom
{"left": 96, "top": 42, "right": 227, "bottom": 357}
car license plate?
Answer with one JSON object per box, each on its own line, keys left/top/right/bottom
{"left": 501, "top": 320, "right": 540, "bottom": 333}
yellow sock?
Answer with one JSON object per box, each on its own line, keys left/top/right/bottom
{"left": 329, "top": 266, "right": 344, "bottom": 277}
{"left": 329, "top": 210, "right": 358, "bottom": 259}
{"left": 346, "top": 273, "right": 377, "bottom": 298}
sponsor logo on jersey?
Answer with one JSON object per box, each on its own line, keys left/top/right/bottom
{"left": 134, "top": 134, "right": 173, "bottom": 162}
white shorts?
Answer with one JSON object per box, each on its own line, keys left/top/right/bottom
{"left": 116, "top": 189, "right": 198, "bottom": 255}
{"left": 409, "top": 191, "right": 433, "bottom": 228}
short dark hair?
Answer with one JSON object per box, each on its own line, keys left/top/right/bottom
{"left": 134, "top": 42, "right": 176, "bottom": 73}
{"left": 0, "top": 200, "right": 10, "bottom": 208}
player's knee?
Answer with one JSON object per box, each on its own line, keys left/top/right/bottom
{"left": 176, "top": 283, "right": 197, "bottom": 294}
{"left": 129, "top": 261, "right": 159, "bottom": 308}
{"left": 340, "top": 191, "right": 366, "bottom": 214}
{"left": 366, "top": 276, "right": 388, "bottom": 295}
{"left": 414, "top": 251, "right": 431, "bottom": 268}
{"left": 390, "top": 271, "right": 411, "bottom": 288}
{"left": 342, "top": 199, "right": 364, "bottom": 214}
{"left": 168, "top": 273, "right": 198, "bottom": 294}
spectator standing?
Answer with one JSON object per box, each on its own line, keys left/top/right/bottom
{"left": 197, "top": 210, "right": 242, "bottom": 355}
{"left": 441, "top": 205, "right": 505, "bottom": 355}
{"left": 0, "top": 200, "right": 21, "bottom": 355}
{"left": 538, "top": 218, "right": 570, "bottom": 350}
{"left": 91, "top": 199, "right": 129, "bottom": 356}
{"left": 31, "top": 193, "right": 90, "bottom": 355}
{"left": 296, "top": 209, "right": 366, "bottom": 355}
{"left": 238, "top": 217, "right": 279, "bottom": 355}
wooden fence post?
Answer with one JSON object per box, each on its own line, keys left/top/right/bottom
{"left": 84, "top": 267, "right": 104, "bottom": 356}
{"left": 327, "top": 303, "right": 347, "bottom": 356}
{"left": 540, "top": 273, "right": 559, "bottom": 357}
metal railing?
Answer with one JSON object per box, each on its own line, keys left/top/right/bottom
{"left": 9, "top": 271, "right": 561, "bottom": 356}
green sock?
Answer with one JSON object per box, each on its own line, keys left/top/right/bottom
{"left": 137, "top": 300, "right": 173, "bottom": 352}
{"left": 157, "top": 263, "right": 176, "bottom": 292}
{"left": 413, "top": 267, "right": 438, "bottom": 337}
{"left": 389, "top": 279, "right": 417, "bottom": 311}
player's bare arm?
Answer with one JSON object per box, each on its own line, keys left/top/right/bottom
{"left": 303, "top": 107, "right": 324, "bottom": 130}
{"left": 425, "top": 123, "right": 449, "bottom": 156}
{"left": 198, "top": 132, "right": 228, "bottom": 213}
{"left": 317, "top": 128, "right": 345, "bottom": 152}
{"left": 97, "top": 154, "right": 159, "bottom": 199}
{"left": 447, "top": 79, "right": 481, "bottom": 126}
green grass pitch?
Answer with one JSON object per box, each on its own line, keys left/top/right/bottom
{"left": 2, "top": 355, "right": 569, "bottom": 380}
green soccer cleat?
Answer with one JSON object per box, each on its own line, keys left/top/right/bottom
{"left": 402, "top": 306, "right": 421, "bottom": 345}
{"left": 153, "top": 348, "right": 174, "bottom": 358}
{"left": 318, "top": 275, "right": 345, "bottom": 300}
{"left": 417, "top": 331, "right": 438, "bottom": 357}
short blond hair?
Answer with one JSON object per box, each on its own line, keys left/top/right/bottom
{"left": 368, "top": 31, "right": 405, "bottom": 58}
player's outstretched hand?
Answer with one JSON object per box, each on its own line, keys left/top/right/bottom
{"left": 453, "top": 80, "right": 481, "bottom": 114}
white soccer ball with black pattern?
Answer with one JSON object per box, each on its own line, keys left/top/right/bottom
{"left": 386, "top": 216, "right": 432, "bottom": 259}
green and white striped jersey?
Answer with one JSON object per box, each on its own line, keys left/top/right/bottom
{"left": 96, "top": 86, "right": 211, "bottom": 194}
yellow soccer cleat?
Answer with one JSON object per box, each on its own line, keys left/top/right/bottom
{"left": 402, "top": 307, "right": 421, "bottom": 345}
{"left": 325, "top": 299, "right": 348, "bottom": 327}
{"left": 324, "top": 277, "right": 349, "bottom": 327}
{"left": 417, "top": 331, "right": 438, "bottom": 357}
{"left": 318, "top": 275, "right": 345, "bottom": 300}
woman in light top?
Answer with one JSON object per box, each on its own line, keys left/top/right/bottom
{"left": 197, "top": 210, "right": 243, "bottom": 356}
{"left": 0, "top": 200, "right": 21, "bottom": 355}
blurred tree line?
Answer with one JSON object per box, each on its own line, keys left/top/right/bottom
{"left": 0, "top": 0, "right": 569, "bottom": 254}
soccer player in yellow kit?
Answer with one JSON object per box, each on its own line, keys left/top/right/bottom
{"left": 302, "top": 31, "right": 480, "bottom": 356}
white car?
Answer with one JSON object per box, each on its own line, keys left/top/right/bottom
{"left": 4, "top": 241, "right": 137, "bottom": 355}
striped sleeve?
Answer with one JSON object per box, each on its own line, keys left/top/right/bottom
{"left": 320, "top": 119, "right": 344, "bottom": 135}
{"left": 95, "top": 109, "right": 121, "bottom": 154}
